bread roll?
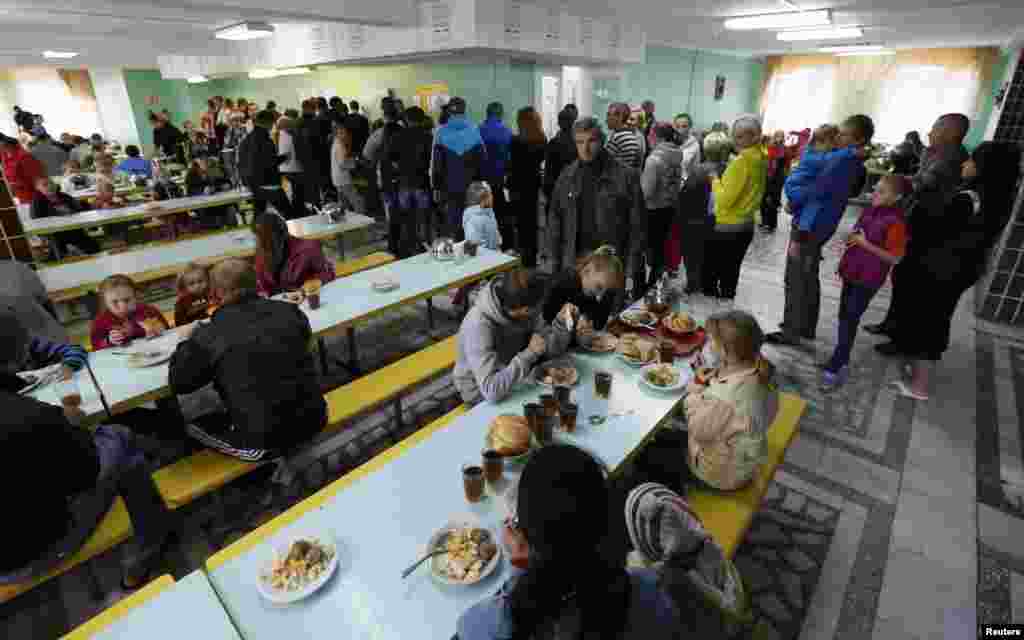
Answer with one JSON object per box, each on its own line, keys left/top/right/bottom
{"left": 489, "top": 415, "right": 531, "bottom": 456}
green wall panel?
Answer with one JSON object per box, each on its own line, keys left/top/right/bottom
{"left": 967, "top": 50, "right": 1010, "bottom": 149}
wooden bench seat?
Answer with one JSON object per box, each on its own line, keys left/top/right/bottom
{"left": 61, "top": 574, "right": 175, "bottom": 639}
{"left": 334, "top": 251, "right": 395, "bottom": 278}
{"left": 688, "top": 392, "right": 806, "bottom": 559}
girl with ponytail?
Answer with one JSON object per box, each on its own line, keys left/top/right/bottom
{"left": 541, "top": 245, "right": 625, "bottom": 343}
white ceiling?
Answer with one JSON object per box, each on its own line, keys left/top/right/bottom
{"left": 0, "top": 0, "right": 1020, "bottom": 69}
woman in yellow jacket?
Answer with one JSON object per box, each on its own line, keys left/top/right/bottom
{"left": 704, "top": 116, "right": 767, "bottom": 302}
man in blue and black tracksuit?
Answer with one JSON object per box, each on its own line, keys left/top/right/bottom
{"left": 432, "top": 97, "right": 485, "bottom": 241}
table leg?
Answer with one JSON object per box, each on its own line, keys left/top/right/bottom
{"left": 335, "top": 235, "right": 346, "bottom": 260}
{"left": 426, "top": 298, "right": 435, "bottom": 332}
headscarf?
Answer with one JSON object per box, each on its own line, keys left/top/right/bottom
{"left": 254, "top": 212, "right": 291, "bottom": 286}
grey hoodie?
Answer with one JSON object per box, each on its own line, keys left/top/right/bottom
{"left": 454, "top": 280, "right": 571, "bottom": 406}
{"left": 641, "top": 141, "right": 683, "bottom": 209}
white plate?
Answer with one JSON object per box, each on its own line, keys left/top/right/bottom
{"left": 617, "top": 352, "right": 656, "bottom": 368}
{"left": 577, "top": 332, "right": 618, "bottom": 353}
{"left": 619, "top": 309, "right": 658, "bottom": 329}
{"left": 427, "top": 519, "right": 502, "bottom": 586}
{"left": 257, "top": 535, "right": 340, "bottom": 605}
{"left": 372, "top": 279, "right": 400, "bottom": 292}
{"left": 639, "top": 363, "right": 692, "bottom": 393}
{"left": 123, "top": 349, "right": 174, "bottom": 368}
{"left": 532, "top": 357, "right": 579, "bottom": 388}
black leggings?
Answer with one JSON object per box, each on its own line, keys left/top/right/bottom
{"left": 703, "top": 229, "right": 754, "bottom": 299}
{"left": 647, "top": 207, "right": 676, "bottom": 288}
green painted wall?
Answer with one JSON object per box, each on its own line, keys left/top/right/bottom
{"left": 621, "top": 47, "right": 765, "bottom": 129}
{"left": 967, "top": 50, "right": 1011, "bottom": 149}
{"left": 123, "top": 69, "right": 223, "bottom": 151}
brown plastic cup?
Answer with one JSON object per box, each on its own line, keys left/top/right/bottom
{"left": 524, "top": 403, "right": 543, "bottom": 440}
{"left": 463, "top": 464, "right": 485, "bottom": 502}
{"left": 594, "top": 370, "right": 613, "bottom": 399}
{"left": 482, "top": 449, "right": 503, "bottom": 485}
{"left": 539, "top": 394, "right": 557, "bottom": 417}
{"left": 554, "top": 386, "right": 571, "bottom": 409}
{"left": 560, "top": 403, "right": 578, "bottom": 433}
{"left": 659, "top": 340, "right": 676, "bottom": 364}
{"left": 303, "top": 279, "right": 323, "bottom": 310}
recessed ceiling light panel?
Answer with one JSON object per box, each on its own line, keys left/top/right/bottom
{"left": 43, "top": 51, "right": 79, "bottom": 59}
{"left": 215, "top": 22, "right": 275, "bottom": 41}
{"left": 777, "top": 27, "right": 863, "bottom": 41}
{"left": 724, "top": 10, "right": 830, "bottom": 31}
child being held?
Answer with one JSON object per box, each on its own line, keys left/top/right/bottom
{"left": 634, "top": 310, "right": 779, "bottom": 492}
{"left": 174, "top": 262, "right": 212, "bottom": 327}
{"left": 90, "top": 275, "right": 170, "bottom": 350}
{"left": 462, "top": 181, "right": 502, "bottom": 251}
{"left": 784, "top": 124, "right": 862, "bottom": 217}
{"left": 822, "top": 174, "right": 911, "bottom": 390}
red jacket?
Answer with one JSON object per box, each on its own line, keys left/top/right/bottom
{"left": 255, "top": 237, "right": 336, "bottom": 296}
{"left": 2, "top": 146, "right": 45, "bottom": 203}
{"left": 90, "top": 304, "right": 169, "bottom": 350}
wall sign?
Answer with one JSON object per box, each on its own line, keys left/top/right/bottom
{"left": 714, "top": 75, "right": 726, "bottom": 101}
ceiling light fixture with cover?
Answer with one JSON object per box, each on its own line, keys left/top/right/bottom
{"left": 724, "top": 10, "right": 831, "bottom": 31}
{"left": 215, "top": 22, "right": 275, "bottom": 41}
{"left": 835, "top": 50, "right": 895, "bottom": 57}
{"left": 42, "top": 51, "right": 78, "bottom": 59}
{"left": 819, "top": 44, "right": 885, "bottom": 53}
{"left": 248, "top": 67, "right": 310, "bottom": 80}
{"left": 777, "top": 27, "right": 863, "bottom": 41}
{"left": 187, "top": 75, "right": 209, "bottom": 84}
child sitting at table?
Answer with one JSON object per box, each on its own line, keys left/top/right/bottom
{"left": 29, "top": 176, "right": 102, "bottom": 257}
{"left": 633, "top": 309, "right": 778, "bottom": 492}
{"left": 174, "top": 262, "right": 212, "bottom": 327}
{"left": 60, "top": 158, "right": 93, "bottom": 194}
{"left": 462, "top": 181, "right": 502, "bottom": 251}
{"left": 90, "top": 274, "right": 170, "bottom": 350}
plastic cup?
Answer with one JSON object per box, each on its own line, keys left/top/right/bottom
{"left": 660, "top": 340, "right": 676, "bottom": 364}
{"left": 560, "top": 403, "right": 578, "bottom": 433}
{"left": 462, "top": 464, "right": 485, "bottom": 503}
{"left": 554, "top": 386, "right": 571, "bottom": 409}
{"left": 482, "top": 449, "right": 503, "bottom": 485}
{"left": 524, "top": 403, "right": 543, "bottom": 441}
{"left": 303, "top": 279, "right": 322, "bottom": 310}
{"left": 55, "top": 377, "right": 82, "bottom": 410}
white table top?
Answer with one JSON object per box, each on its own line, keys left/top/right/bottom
{"left": 81, "top": 249, "right": 518, "bottom": 416}
{"left": 85, "top": 571, "right": 241, "bottom": 640}
{"left": 25, "top": 364, "right": 108, "bottom": 426}
{"left": 21, "top": 190, "right": 253, "bottom": 236}
{"left": 38, "top": 214, "right": 376, "bottom": 295}
{"left": 205, "top": 345, "right": 691, "bottom": 640}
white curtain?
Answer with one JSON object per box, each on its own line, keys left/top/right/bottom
{"left": 761, "top": 64, "right": 835, "bottom": 135}
{"left": 872, "top": 65, "right": 981, "bottom": 144}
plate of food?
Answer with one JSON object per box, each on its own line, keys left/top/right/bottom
{"left": 123, "top": 348, "right": 174, "bottom": 368}
{"left": 427, "top": 521, "right": 501, "bottom": 586}
{"left": 533, "top": 359, "right": 579, "bottom": 388}
{"left": 372, "top": 279, "right": 400, "bottom": 293}
{"left": 640, "top": 363, "right": 689, "bottom": 392}
{"left": 620, "top": 309, "right": 658, "bottom": 329}
{"left": 662, "top": 312, "right": 698, "bottom": 336}
{"left": 578, "top": 331, "right": 618, "bottom": 353}
{"left": 617, "top": 334, "right": 658, "bottom": 367}
{"left": 486, "top": 415, "right": 535, "bottom": 464}
{"left": 257, "top": 536, "right": 339, "bottom": 604}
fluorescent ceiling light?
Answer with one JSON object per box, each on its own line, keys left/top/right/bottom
{"left": 777, "top": 27, "right": 863, "bottom": 41}
{"left": 836, "top": 50, "right": 894, "bottom": 57}
{"left": 42, "top": 51, "right": 78, "bottom": 59}
{"left": 215, "top": 21, "right": 274, "bottom": 41}
{"left": 275, "top": 67, "right": 310, "bottom": 77}
{"left": 724, "top": 10, "right": 830, "bottom": 31}
{"left": 247, "top": 67, "right": 310, "bottom": 80}
{"left": 819, "top": 45, "right": 885, "bottom": 53}
{"left": 187, "top": 75, "right": 209, "bottom": 84}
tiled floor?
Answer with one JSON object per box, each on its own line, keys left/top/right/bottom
{"left": 3, "top": 207, "right": 1023, "bottom": 639}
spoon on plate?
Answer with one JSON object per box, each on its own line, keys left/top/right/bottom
{"left": 400, "top": 547, "right": 449, "bottom": 579}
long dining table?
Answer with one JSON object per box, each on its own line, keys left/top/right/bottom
{"left": 50, "top": 248, "right": 520, "bottom": 423}
{"left": 201, "top": 326, "right": 696, "bottom": 639}
{"left": 19, "top": 190, "right": 253, "bottom": 237}
{"left": 39, "top": 214, "right": 377, "bottom": 304}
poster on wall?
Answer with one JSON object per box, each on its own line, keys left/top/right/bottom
{"left": 714, "top": 75, "right": 726, "bottom": 101}
{"left": 415, "top": 83, "right": 451, "bottom": 114}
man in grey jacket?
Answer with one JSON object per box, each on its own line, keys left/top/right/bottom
{"left": 641, "top": 124, "right": 683, "bottom": 290}
{"left": 548, "top": 117, "right": 646, "bottom": 300}
{"left": 454, "top": 270, "right": 576, "bottom": 406}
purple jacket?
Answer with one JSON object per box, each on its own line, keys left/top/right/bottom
{"left": 256, "top": 237, "right": 336, "bottom": 296}
{"left": 838, "top": 204, "right": 906, "bottom": 289}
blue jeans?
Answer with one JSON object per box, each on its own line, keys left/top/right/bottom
{"left": 827, "top": 281, "right": 880, "bottom": 373}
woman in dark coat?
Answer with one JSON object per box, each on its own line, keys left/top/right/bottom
{"left": 508, "top": 107, "right": 547, "bottom": 268}
{"left": 891, "top": 141, "right": 1021, "bottom": 400}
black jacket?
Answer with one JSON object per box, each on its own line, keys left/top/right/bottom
{"left": 30, "top": 191, "right": 87, "bottom": 219}
{"left": 543, "top": 130, "right": 577, "bottom": 198}
{"left": 542, "top": 269, "right": 615, "bottom": 333}
{"left": 394, "top": 126, "right": 433, "bottom": 190}
{"left": 238, "top": 127, "right": 285, "bottom": 188}
{"left": 508, "top": 135, "right": 545, "bottom": 194}
{"left": 347, "top": 113, "right": 371, "bottom": 154}
{"left": 153, "top": 124, "right": 185, "bottom": 160}
{"left": 168, "top": 293, "right": 327, "bottom": 451}
{"left": 0, "top": 374, "right": 99, "bottom": 572}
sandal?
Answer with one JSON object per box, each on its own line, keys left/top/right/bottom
{"left": 889, "top": 379, "right": 928, "bottom": 401}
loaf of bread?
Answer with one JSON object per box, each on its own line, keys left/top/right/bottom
{"left": 488, "top": 415, "right": 531, "bottom": 456}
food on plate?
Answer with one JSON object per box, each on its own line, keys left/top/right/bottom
{"left": 582, "top": 332, "right": 618, "bottom": 352}
{"left": 663, "top": 312, "right": 697, "bottom": 334}
{"left": 263, "top": 538, "right": 335, "bottom": 592}
{"left": 488, "top": 415, "right": 532, "bottom": 456}
{"left": 618, "top": 334, "right": 657, "bottom": 363}
{"left": 440, "top": 527, "right": 497, "bottom": 582}
{"left": 140, "top": 317, "right": 165, "bottom": 335}
{"left": 645, "top": 364, "right": 680, "bottom": 388}
{"left": 540, "top": 365, "right": 577, "bottom": 386}
{"left": 646, "top": 302, "right": 670, "bottom": 316}
{"left": 621, "top": 310, "right": 657, "bottom": 327}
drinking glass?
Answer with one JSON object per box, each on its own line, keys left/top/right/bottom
{"left": 462, "top": 464, "right": 485, "bottom": 503}
{"left": 590, "top": 370, "right": 613, "bottom": 425}
{"left": 560, "top": 403, "right": 578, "bottom": 433}
{"left": 55, "top": 377, "right": 82, "bottom": 410}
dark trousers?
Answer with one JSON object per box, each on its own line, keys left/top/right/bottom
{"left": 646, "top": 207, "right": 676, "bottom": 288}
{"left": 680, "top": 221, "right": 711, "bottom": 293}
{"left": 703, "top": 229, "right": 754, "bottom": 300}
{"left": 826, "top": 282, "right": 880, "bottom": 372}
{"left": 878, "top": 258, "right": 907, "bottom": 330}
{"left": 781, "top": 231, "right": 826, "bottom": 339}
{"left": 514, "top": 187, "right": 540, "bottom": 268}
{"left": 250, "top": 184, "right": 298, "bottom": 220}
{"left": 398, "top": 188, "right": 434, "bottom": 252}
{"left": 890, "top": 261, "right": 974, "bottom": 361}
{"left": 761, "top": 172, "right": 785, "bottom": 230}
{"left": 487, "top": 180, "right": 514, "bottom": 252}
{"left": 445, "top": 193, "right": 467, "bottom": 241}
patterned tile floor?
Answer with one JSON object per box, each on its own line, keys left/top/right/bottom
{"left": 3, "top": 206, "right": 1022, "bottom": 639}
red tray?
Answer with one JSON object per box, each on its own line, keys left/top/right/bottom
{"left": 605, "top": 319, "right": 706, "bottom": 357}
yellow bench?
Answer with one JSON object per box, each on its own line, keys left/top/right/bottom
{"left": 61, "top": 574, "right": 175, "bottom": 639}
{"left": 334, "top": 251, "right": 395, "bottom": 278}
{"left": 0, "top": 499, "right": 133, "bottom": 605}
{"left": 688, "top": 392, "right": 806, "bottom": 559}
{"left": 155, "top": 335, "right": 458, "bottom": 510}
{"left": 207, "top": 405, "right": 467, "bottom": 571}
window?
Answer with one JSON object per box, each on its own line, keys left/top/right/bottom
{"left": 873, "top": 65, "right": 980, "bottom": 144}
{"left": 762, "top": 65, "right": 835, "bottom": 134}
